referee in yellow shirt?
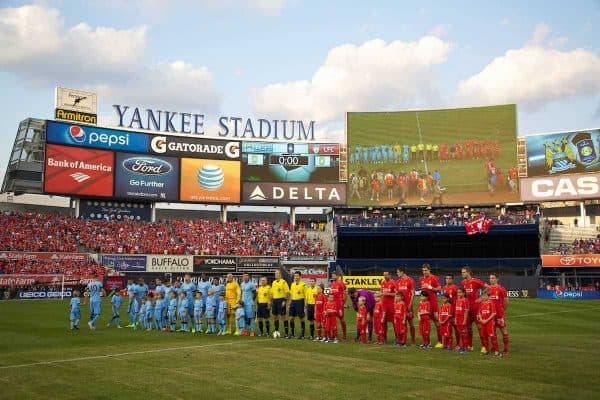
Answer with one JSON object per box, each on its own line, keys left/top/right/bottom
{"left": 256, "top": 277, "right": 272, "bottom": 337}
{"left": 271, "top": 270, "right": 290, "bottom": 338}
{"left": 305, "top": 277, "right": 318, "bottom": 339}
{"left": 289, "top": 271, "right": 307, "bottom": 339}
{"left": 225, "top": 273, "right": 241, "bottom": 334}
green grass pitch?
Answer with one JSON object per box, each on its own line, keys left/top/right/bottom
{"left": 0, "top": 298, "right": 599, "bottom": 399}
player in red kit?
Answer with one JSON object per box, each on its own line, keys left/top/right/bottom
{"left": 356, "top": 296, "right": 368, "bottom": 343}
{"left": 439, "top": 294, "right": 454, "bottom": 350}
{"left": 454, "top": 287, "right": 470, "bottom": 354}
{"left": 477, "top": 290, "right": 500, "bottom": 357}
{"left": 372, "top": 292, "right": 385, "bottom": 344}
{"left": 460, "top": 266, "right": 488, "bottom": 351}
{"left": 396, "top": 267, "right": 416, "bottom": 345}
{"left": 419, "top": 264, "right": 442, "bottom": 348}
{"left": 329, "top": 272, "right": 347, "bottom": 341}
{"left": 488, "top": 273, "right": 509, "bottom": 354}
{"left": 417, "top": 292, "right": 432, "bottom": 349}
{"left": 313, "top": 284, "right": 326, "bottom": 341}
{"left": 323, "top": 293, "right": 339, "bottom": 343}
{"left": 393, "top": 292, "right": 407, "bottom": 347}
{"left": 380, "top": 271, "right": 396, "bottom": 342}
{"left": 443, "top": 274, "right": 460, "bottom": 348}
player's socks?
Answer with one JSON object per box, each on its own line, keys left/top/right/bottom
{"left": 410, "top": 325, "right": 416, "bottom": 344}
{"left": 283, "top": 320, "right": 289, "bottom": 336}
{"left": 301, "top": 321, "right": 306, "bottom": 337}
{"left": 258, "top": 320, "right": 264, "bottom": 334}
{"left": 491, "top": 335, "right": 499, "bottom": 352}
{"left": 502, "top": 333, "right": 509, "bottom": 353}
{"left": 290, "top": 320, "right": 295, "bottom": 336}
{"left": 274, "top": 320, "right": 280, "bottom": 332}
{"left": 310, "top": 323, "right": 314, "bottom": 338}
{"left": 70, "top": 321, "right": 74, "bottom": 330}
{"left": 265, "top": 320, "right": 270, "bottom": 335}
{"left": 341, "top": 320, "right": 347, "bottom": 340}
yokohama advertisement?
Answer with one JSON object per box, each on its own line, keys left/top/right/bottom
{"left": 519, "top": 172, "right": 600, "bottom": 201}
{"left": 542, "top": 254, "right": 600, "bottom": 268}
{"left": 0, "top": 251, "right": 89, "bottom": 262}
{"left": 44, "top": 144, "right": 114, "bottom": 197}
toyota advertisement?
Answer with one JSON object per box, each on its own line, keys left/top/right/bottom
{"left": 46, "top": 120, "right": 148, "bottom": 152}
{"left": 115, "top": 152, "right": 179, "bottom": 201}
{"left": 44, "top": 144, "right": 114, "bottom": 197}
{"left": 542, "top": 254, "right": 600, "bottom": 268}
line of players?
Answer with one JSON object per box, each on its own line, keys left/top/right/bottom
{"left": 349, "top": 140, "right": 502, "bottom": 165}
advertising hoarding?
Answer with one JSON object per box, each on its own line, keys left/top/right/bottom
{"left": 146, "top": 255, "right": 193, "bottom": 273}
{"left": 46, "top": 120, "right": 149, "bottom": 152}
{"left": 180, "top": 158, "right": 241, "bottom": 203}
{"left": 537, "top": 289, "right": 600, "bottom": 300}
{"left": 149, "top": 135, "right": 240, "bottom": 160}
{"left": 347, "top": 104, "right": 519, "bottom": 206}
{"left": 519, "top": 172, "right": 600, "bottom": 202}
{"left": 542, "top": 254, "right": 600, "bottom": 268}
{"left": 44, "top": 144, "right": 114, "bottom": 197}
{"left": 114, "top": 152, "right": 180, "bottom": 201}
{"left": 193, "top": 256, "right": 238, "bottom": 273}
{"left": 241, "top": 182, "right": 346, "bottom": 206}
{"left": 79, "top": 199, "right": 152, "bottom": 221}
{"left": 101, "top": 255, "right": 147, "bottom": 272}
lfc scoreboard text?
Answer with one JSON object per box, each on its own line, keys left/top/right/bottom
{"left": 43, "top": 120, "right": 346, "bottom": 205}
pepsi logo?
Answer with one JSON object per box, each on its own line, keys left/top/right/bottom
{"left": 69, "top": 125, "right": 86, "bottom": 143}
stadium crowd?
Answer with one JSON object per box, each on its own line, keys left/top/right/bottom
{"left": 0, "top": 212, "right": 330, "bottom": 257}
{"left": 547, "top": 236, "right": 600, "bottom": 255}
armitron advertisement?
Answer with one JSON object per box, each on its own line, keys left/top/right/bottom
{"left": 347, "top": 104, "right": 519, "bottom": 206}
{"left": 55, "top": 87, "right": 97, "bottom": 125}
{"left": 180, "top": 158, "right": 240, "bottom": 203}
{"left": 44, "top": 144, "right": 114, "bottom": 197}
{"left": 115, "top": 152, "right": 180, "bottom": 201}
{"left": 519, "top": 172, "right": 600, "bottom": 202}
{"left": 525, "top": 128, "right": 600, "bottom": 177}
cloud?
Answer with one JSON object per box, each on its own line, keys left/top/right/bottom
{"left": 457, "top": 25, "right": 600, "bottom": 111}
{"left": 98, "top": 0, "right": 288, "bottom": 16}
{"left": 253, "top": 36, "right": 451, "bottom": 123}
{"left": 0, "top": 4, "right": 220, "bottom": 112}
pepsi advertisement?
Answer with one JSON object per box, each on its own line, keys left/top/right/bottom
{"left": 46, "top": 120, "right": 149, "bottom": 153}
{"left": 526, "top": 128, "right": 600, "bottom": 177}
{"left": 115, "top": 152, "right": 179, "bottom": 201}
{"left": 537, "top": 289, "right": 600, "bottom": 300}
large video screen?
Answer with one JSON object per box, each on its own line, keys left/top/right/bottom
{"left": 346, "top": 104, "right": 519, "bottom": 207}
{"left": 241, "top": 142, "right": 340, "bottom": 183}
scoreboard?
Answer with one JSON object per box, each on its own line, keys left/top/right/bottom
{"left": 241, "top": 141, "right": 340, "bottom": 183}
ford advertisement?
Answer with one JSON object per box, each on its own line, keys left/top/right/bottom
{"left": 114, "top": 152, "right": 179, "bottom": 201}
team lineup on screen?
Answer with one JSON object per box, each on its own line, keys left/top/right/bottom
{"left": 44, "top": 107, "right": 600, "bottom": 206}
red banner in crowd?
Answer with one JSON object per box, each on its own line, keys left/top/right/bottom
{"left": 464, "top": 217, "right": 493, "bottom": 235}
{"left": 542, "top": 254, "right": 600, "bottom": 268}
{"left": 0, "top": 252, "right": 89, "bottom": 262}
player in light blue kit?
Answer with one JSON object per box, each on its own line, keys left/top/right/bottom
{"left": 139, "top": 297, "right": 148, "bottom": 330}
{"left": 205, "top": 288, "right": 217, "bottom": 334}
{"left": 235, "top": 300, "right": 247, "bottom": 336}
{"left": 193, "top": 291, "right": 204, "bottom": 334}
{"left": 181, "top": 274, "right": 197, "bottom": 331}
{"left": 86, "top": 274, "right": 104, "bottom": 330}
{"left": 69, "top": 290, "right": 81, "bottom": 330}
{"left": 197, "top": 274, "right": 211, "bottom": 327}
{"left": 403, "top": 144, "right": 410, "bottom": 164}
{"left": 240, "top": 273, "right": 257, "bottom": 336}
{"left": 107, "top": 290, "right": 122, "bottom": 328}
{"left": 178, "top": 291, "right": 189, "bottom": 332}
{"left": 167, "top": 291, "right": 178, "bottom": 332}
{"left": 154, "top": 278, "right": 166, "bottom": 297}
{"left": 154, "top": 292, "right": 165, "bottom": 331}
{"left": 217, "top": 292, "right": 227, "bottom": 335}
{"left": 128, "top": 293, "right": 140, "bottom": 331}
{"left": 145, "top": 294, "right": 154, "bottom": 331}
{"left": 126, "top": 279, "right": 138, "bottom": 328}
{"left": 137, "top": 278, "right": 149, "bottom": 300}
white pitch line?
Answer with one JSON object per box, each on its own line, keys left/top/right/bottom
{"left": 0, "top": 341, "right": 239, "bottom": 370}
{"left": 510, "top": 306, "right": 600, "bottom": 318}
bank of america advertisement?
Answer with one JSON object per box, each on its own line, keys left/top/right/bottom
{"left": 114, "top": 152, "right": 179, "bottom": 201}
{"left": 525, "top": 128, "right": 600, "bottom": 177}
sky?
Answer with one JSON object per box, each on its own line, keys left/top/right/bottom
{"left": 1, "top": 0, "right": 599, "bottom": 178}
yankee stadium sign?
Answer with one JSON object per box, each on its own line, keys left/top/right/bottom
{"left": 114, "top": 104, "right": 317, "bottom": 141}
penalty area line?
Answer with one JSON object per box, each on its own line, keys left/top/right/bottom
{"left": 0, "top": 341, "right": 242, "bottom": 370}
{"left": 510, "top": 306, "right": 600, "bottom": 318}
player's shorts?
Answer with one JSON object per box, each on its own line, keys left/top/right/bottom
{"left": 89, "top": 300, "right": 101, "bottom": 316}
{"left": 289, "top": 299, "right": 305, "bottom": 318}
{"left": 383, "top": 303, "right": 395, "bottom": 323}
{"left": 70, "top": 311, "right": 80, "bottom": 321}
{"left": 440, "top": 322, "right": 452, "bottom": 337}
{"left": 394, "top": 321, "right": 406, "bottom": 334}
{"left": 495, "top": 316, "right": 507, "bottom": 328}
{"left": 244, "top": 304, "right": 254, "bottom": 319}
{"left": 315, "top": 309, "right": 324, "bottom": 324}
{"left": 257, "top": 303, "right": 270, "bottom": 319}
{"left": 419, "top": 318, "right": 431, "bottom": 336}
{"left": 272, "top": 298, "right": 286, "bottom": 316}
{"left": 306, "top": 304, "right": 315, "bottom": 321}
{"left": 194, "top": 310, "right": 203, "bottom": 321}
{"left": 403, "top": 302, "right": 414, "bottom": 320}
{"left": 335, "top": 301, "right": 345, "bottom": 318}
{"left": 481, "top": 321, "right": 496, "bottom": 337}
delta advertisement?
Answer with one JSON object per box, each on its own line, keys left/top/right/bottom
{"left": 44, "top": 144, "right": 114, "bottom": 197}
{"left": 525, "top": 128, "right": 600, "bottom": 177}
{"left": 114, "top": 152, "right": 180, "bottom": 201}
{"left": 537, "top": 289, "right": 600, "bottom": 300}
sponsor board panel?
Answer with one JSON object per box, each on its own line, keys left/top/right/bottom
{"left": 149, "top": 135, "right": 240, "bottom": 160}
{"left": 342, "top": 275, "right": 384, "bottom": 289}
{"left": 242, "top": 182, "right": 346, "bottom": 206}
{"left": 146, "top": 255, "right": 193, "bottom": 273}
{"left": 525, "top": 129, "right": 600, "bottom": 177}
{"left": 241, "top": 141, "right": 341, "bottom": 183}
{"left": 18, "top": 289, "right": 74, "bottom": 299}
{"left": 46, "top": 120, "right": 148, "bottom": 152}
{"left": 55, "top": 109, "right": 97, "bottom": 125}
{"left": 542, "top": 254, "right": 600, "bottom": 268}
{"left": 537, "top": 289, "right": 600, "bottom": 300}
{"left": 506, "top": 289, "right": 537, "bottom": 298}
{"left": 79, "top": 199, "right": 152, "bottom": 221}
{"left": 101, "top": 255, "right": 147, "bottom": 272}
{"left": 180, "top": 158, "right": 241, "bottom": 203}
{"left": 44, "top": 144, "right": 114, "bottom": 197}
{"left": 194, "top": 256, "right": 238, "bottom": 273}
{"left": 0, "top": 251, "right": 89, "bottom": 262}
{"left": 115, "top": 152, "right": 179, "bottom": 201}
{"left": 519, "top": 173, "right": 600, "bottom": 202}
{"left": 236, "top": 257, "right": 280, "bottom": 274}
